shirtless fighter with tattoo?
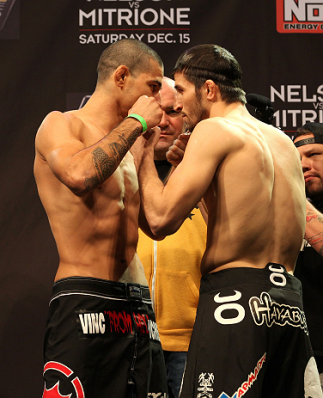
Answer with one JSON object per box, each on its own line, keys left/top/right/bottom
{"left": 132, "top": 44, "right": 323, "bottom": 397}
{"left": 34, "top": 39, "right": 168, "bottom": 398}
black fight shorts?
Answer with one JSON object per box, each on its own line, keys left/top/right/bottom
{"left": 42, "top": 277, "right": 168, "bottom": 398}
{"left": 180, "top": 263, "right": 322, "bottom": 398}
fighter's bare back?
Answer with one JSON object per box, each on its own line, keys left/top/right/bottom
{"left": 135, "top": 105, "right": 306, "bottom": 275}
{"left": 200, "top": 108, "right": 306, "bottom": 274}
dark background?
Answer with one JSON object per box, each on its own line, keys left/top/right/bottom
{"left": 0, "top": 0, "right": 322, "bottom": 396}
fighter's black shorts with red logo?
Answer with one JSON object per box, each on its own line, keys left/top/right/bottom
{"left": 180, "top": 263, "right": 323, "bottom": 398}
{"left": 42, "top": 277, "right": 168, "bottom": 398}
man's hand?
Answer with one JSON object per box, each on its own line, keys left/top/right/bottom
{"left": 129, "top": 96, "right": 163, "bottom": 131}
{"left": 166, "top": 132, "right": 191, "bottom": 167}
{"left": 130, "top": 127, "right": 161, "bottom": 170}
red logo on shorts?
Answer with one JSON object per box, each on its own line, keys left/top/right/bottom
{"left": 43, "top": 362, "right": 85, "bottom": 398}
{"left": 43, "top": 382, "right": 72, "bottom": 398}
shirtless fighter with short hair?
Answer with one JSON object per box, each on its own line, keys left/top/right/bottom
{"left": 34, "top": 39, "right": 168, "bottom": 398}
{"left": 131, "top": 44, "right": 323, "bottom": 397}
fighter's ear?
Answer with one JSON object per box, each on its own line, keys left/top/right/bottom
{"left": 204, "top": 80, "right": 218, "bottom": 100}
{"left": 114, "top": 65, "right": 129, "bottom": 88}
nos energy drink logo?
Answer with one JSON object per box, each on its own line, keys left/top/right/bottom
{"left": 276, "top": 0, "right": 323, "bottom": 33}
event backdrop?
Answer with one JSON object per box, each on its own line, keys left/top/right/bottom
{"left": 0, "top": 0, "right": 322, "bottom": 396}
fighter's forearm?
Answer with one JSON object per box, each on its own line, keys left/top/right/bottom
{"left": 84, "top": 120, "right": 141, "bottom": 191}
{"left": 69, "top": 119, "right": 142, "bottom": 196}
{"left": 304, "top": 200, "right": 323, "bottom": 256}
{"left": 138, "top": 152, "right": 167, "bottom": 234}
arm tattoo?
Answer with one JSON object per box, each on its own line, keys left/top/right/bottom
{"left": 305, "top": 231, "right": 323, "bottom": 246}
{"left": 307, "top": 214, "right": 322, "bottom": 222}
{"left": 306, "top": 211, "right": 323, "bottom": 224}
{"left": 84, "top": 147, "right": 114, "bottom": 191}
{"left": 84, "top": 128, "right": 141, "bottom": 191}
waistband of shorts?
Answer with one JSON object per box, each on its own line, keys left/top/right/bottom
{"left": 51, "top": 276, "right": 151, "bottom": 302}
{"left": 200, "top": 263, "right": 299, "bottom": 293}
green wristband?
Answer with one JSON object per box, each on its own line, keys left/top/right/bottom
{"left": 126, "top": 113, "right": 148, "bottom": 133}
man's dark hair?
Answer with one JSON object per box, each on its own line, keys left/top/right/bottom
{"left": 293, "top": 122, "right": 323, "bottom": 146}
{"left": 293, "top": 122, "right": 323, "bottom": 140}
{"left": 97, "top": 39, "right": 163, "bottom": 84}
{"left": 293, "top": 127, "right": 313, "bottom": 141}
{"left": 173, "top": 44, "right": 246, "bottom": 104}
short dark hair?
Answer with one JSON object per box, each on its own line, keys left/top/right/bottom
{"left": 294, "top": 122, "right": 323, "bottom": 140}
{"left": 293, "top": 122, "right": 323, "bottom": 146}
{"left": 173, "top": 44, "right": 246, "bottom": 104}
{"left": 97, "top": 39, "right": 163, "bottom": 84}
{"left": 293, "top": 127, "right": 313, "bottom": 141}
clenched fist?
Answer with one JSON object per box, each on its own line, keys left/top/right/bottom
{"left": 128, "top": 96, "right": 163, "bottom": 131}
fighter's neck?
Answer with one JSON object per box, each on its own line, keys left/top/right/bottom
{"left": 209, "top": 102, "right": 245, "bottom": 119}
{"left": 78, "top": 92, "right": 124, "bottom": 134}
